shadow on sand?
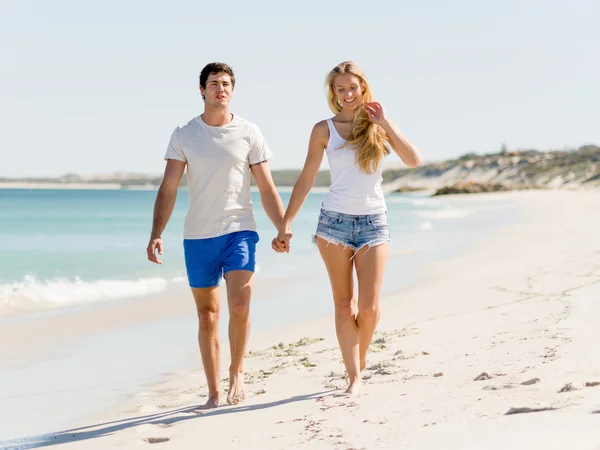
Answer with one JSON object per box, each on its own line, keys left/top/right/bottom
{"left": 1, "top": 390, "right": 333, "bottom": 449}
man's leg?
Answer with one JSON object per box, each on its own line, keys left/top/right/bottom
{"left": 223, "top": 270, "right": 253, "bottom": 405}
{"left": 191, "top": 286, "right": 222, "bottom": 409}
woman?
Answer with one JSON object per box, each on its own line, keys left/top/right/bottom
{"left": 273, "top": 61, "right": 420, "bottom": 394}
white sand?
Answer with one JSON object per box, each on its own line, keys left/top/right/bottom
{"left": 16, "top": 190, "right": 600, "bottom": 449}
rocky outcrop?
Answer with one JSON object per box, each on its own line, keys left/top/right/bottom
{"left": 432, "top": 182, "right": 515, "bottom": 196}
{"left": 384, "top": 145, "right": 600, "bottom": 193}
{"left": 393, "top": 186, "right": 428, "bottom": 193}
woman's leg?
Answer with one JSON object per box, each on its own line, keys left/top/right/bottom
{"left": 316, "top": 238, "right": 361, "bottom": 394}
{"left": 354, "top": 243, "right": 389, "bottom": 371}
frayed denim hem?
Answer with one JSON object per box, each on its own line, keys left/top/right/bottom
{"left": 312, "top": 233, "right": 356, "bottom": 251}
{"left": 312, "top": 234, "right": 390, "bottom": 260}
{"left": 355, "top": 238, "right": 391, "bottom": 253}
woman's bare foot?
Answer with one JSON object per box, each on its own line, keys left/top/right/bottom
{"left": 345, "top": 379, "right": 362, "bottom": 395}
{"left": 227, "top": 373, "right": 246, "bottom": 405}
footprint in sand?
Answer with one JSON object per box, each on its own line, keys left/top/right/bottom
{"left": 325, "top": 371, "right": 346, "bottom": 379}
{"left": 366, "top": 360, "right": 399, "bottom": 376}
{"left": 323, "top": 379, "right": 347, "bottom": 390}
{"left": 142, "top": 437, "right": 170, "bottom": 444}
{"left": 366, "top": 361, "right": 391, "bottom": 371}
{"left": 392, "top": 350, "right": 420, "bottom": 361}
{"left": 474, "top": 372, "right": 493, "bottom": 381}
{"left": 483, "top": 385, "right": 515, "bottom": 391}
{"left": 248, "top": 337, "right": 325, "bottom": 359}
{"left": 505, "top": 407, "right": 556, "bottom": 415}
{"left": 370, "top": 337, "right": 388, "bottom": 352}
{"left": 558, "top": 382, "right": 577, "bottom": 393}
{"left": 298, "top": 356, "right": 317, "bottom": 368}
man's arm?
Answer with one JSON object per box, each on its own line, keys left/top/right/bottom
{"left": 147, "top": 159, "right": 186, "bottom": 264}
{"left": 250, "top": 161, "right": 285, "bottom": 231}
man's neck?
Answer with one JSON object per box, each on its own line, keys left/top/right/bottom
{"left": 201, "top": 107, "right": 233, "bottom": 127}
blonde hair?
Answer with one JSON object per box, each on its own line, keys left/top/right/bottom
{"left": 326, "top": 61, "right": 390, "bottom": 173}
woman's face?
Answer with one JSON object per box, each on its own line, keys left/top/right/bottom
{"left": 333, "top": 74, "right": 364, "bottom": 111}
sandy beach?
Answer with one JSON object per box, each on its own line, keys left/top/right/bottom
{"left": 4, "top": 189, "right": 600, "bottom": 449}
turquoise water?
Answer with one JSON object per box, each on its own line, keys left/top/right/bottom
{"left": 0, "top": 188, "right": 517, "bottom": 317}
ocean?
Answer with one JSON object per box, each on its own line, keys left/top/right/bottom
{"left": 0, "top": 188, "right": 517, "bottom": 319}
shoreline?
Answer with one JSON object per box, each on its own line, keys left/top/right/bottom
{"left": 0, "top": 183, "right": 327, "bottom": 193}
{"left": 3, "top": 190, "right": 599, "bottom": 449}
{"left": 2, "top": 182, "right": 596, "bottom": 196}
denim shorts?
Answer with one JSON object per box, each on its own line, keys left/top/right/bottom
{"left": 183, "top": 230, "right": 259, "bottom": 288}
{"left": 313, "top": 209, "right": 390, "bottom": 252}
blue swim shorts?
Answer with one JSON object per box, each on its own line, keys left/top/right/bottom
{"left": 183, "top": 230, "right": 259, "bottom": 288}
{"left": 313, "top": 209, "right": 390, "bottom": 251}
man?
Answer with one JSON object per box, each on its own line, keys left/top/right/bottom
{"left": 147, "top": 62, "right": 287, "bottom": 409}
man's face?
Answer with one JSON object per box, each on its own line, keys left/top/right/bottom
{"left": 201, "top": 72, "right": 234, "bottom": 108}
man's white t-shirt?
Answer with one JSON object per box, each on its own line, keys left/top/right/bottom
{"left": 164, "top": 114, "right": 272, "bottom": 239}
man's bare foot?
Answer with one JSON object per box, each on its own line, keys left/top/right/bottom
{"left": 227, "top": 373, "right": 246, "bottom": 405}
{"left": 195, "top": 394, "right": 221, "bottom": 410}
{"left": 345, "top": 379, "right": 362, "bottom": 396}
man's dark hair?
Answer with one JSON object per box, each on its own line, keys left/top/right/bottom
{"left": 199, "top": 62, "right": 235, "bottom": 100}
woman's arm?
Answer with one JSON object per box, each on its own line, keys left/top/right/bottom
{"left": 274, "top": 121, "right": 328, "bottom": 252}
{"left": 365, "top": 102, "right": 421, "bottom": 168}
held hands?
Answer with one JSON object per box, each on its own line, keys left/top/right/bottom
{"left": 271, "top": 226, "right": 293, "bottom": 253}
{"left": 365, "top": 102, "right": 388, "bottom": 127}
{"left": 147, "top": 237, "right": 164, "bottom": 264}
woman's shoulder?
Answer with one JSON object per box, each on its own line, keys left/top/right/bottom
{"left": 314, "top": 118, "right": 337, "bottom": 132}
{"left": 311, "top": 119, "right": 331, "bottom": 140}
{"left": 302, "top": 120, "right": 330, "bottom": 148}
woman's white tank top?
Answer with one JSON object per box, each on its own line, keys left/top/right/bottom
{"left": 321, "top": 118, "right": 386, "bottom": 215}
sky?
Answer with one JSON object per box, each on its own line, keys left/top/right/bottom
{"left": 1, "top": 0, "right": 599, "bottom": 178}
